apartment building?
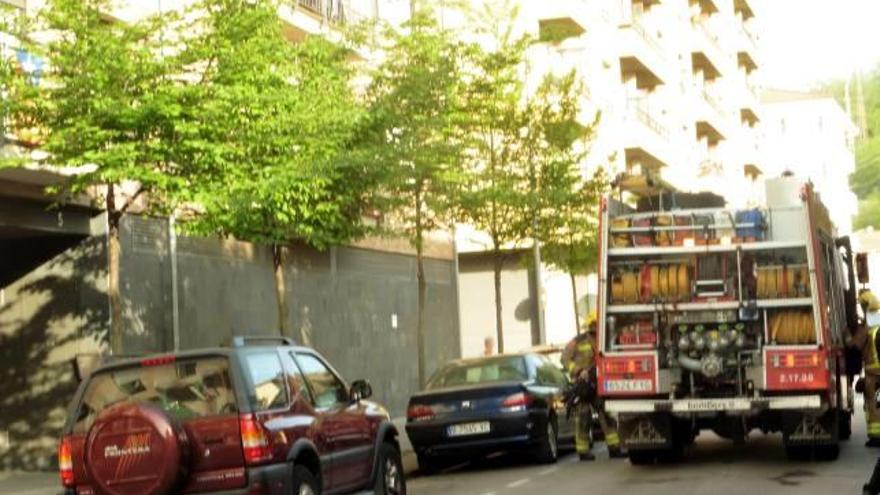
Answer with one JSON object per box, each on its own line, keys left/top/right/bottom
{"left": 760, "top": 88, "right": 859, "bottom": 234}
{"left": 456, "top": 0, "right": 765, "bottom": 354}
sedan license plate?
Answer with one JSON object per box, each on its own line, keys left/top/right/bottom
{"left": 447, "top": 421, "right": 491, "bottom": 438}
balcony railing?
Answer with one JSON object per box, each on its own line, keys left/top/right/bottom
{"left": 629, "top": 17, "right": 663, "bottom": 55}
{"left": 695, "top": 19, "right": 723, "bottom": 54}
{"left": 701, "top": 88, "right": 725, "bottom": 117}
{"left": 296, "top": 0, "right": 363, "bottom": 25}
{"left": 627, "top": 97, "right": 669, "bottom": 139}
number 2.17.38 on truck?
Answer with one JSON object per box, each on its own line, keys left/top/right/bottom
{"left": 595, "top": 176, "right": 863, "bottom": 463}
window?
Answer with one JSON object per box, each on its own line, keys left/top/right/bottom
{"left": 295, "top": 353, "right": 349, "bottom": 409}
{"left": 427, "top": 356, "right": 528, "bottom": 390}
{"left": 528, "top": 355, "right": 567, "bottom": 387}
{"left": 282, "top": 352, "right": 313, "bottom": 403}
{"left": 73, "top": 357, "right": 236, "bottom": 434}
{"left": 245, "top": 352, "right": 289, "bottom": 411}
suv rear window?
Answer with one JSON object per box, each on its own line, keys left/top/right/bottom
{"left": 72, "top": 357, "right": 236, "bottom": 434}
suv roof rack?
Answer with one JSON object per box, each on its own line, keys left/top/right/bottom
{"left": 226, "top": 335, "right": 297, "bottom": 348}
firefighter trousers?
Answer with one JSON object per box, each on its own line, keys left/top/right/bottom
{"left": 596, "top": 406, "right": 620, "bottom": 450}
{"left": 866, "top": 371, "right": 880, "bottom": 439}
{"left": 574, "top": 403, "right": 592, "bottom": 454}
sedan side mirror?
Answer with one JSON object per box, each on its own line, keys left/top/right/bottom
{"left": 350, "top": 379, "right": 373, "bottom": 402}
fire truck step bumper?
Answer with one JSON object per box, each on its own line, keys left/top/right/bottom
{"left": 606, "top": 395, "right": 823, "bottom": 415}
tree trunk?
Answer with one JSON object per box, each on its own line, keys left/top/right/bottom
{"left": 416, "top": 242, "right": 427, "bottom": 388}
{"left": 493, "top": 247, "right": 504, "bottom": 354}
{"left": 272, "top": 244, "right": 290, "bottom": 337}
{"left": 106, "top": 184, "right": 123, "bottom": 354}
{"left": 570, "top": 272, "right": 581, "bottom": 334}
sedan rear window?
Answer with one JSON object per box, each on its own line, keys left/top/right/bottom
{"left": 72, "top": 357, "right": 236, "bottom": 434}
{"left": 427, "top": 356, "right": 528, "bottom": 389}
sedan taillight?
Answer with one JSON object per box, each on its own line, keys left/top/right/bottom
{"left": 58, "top": 436, "right": 74, "bottom": 488}
{"left": 501, "top": 392, "right": 532, "bottom": 412}
{"left": 407, "top": 404, "right": 435, "bottom": 422}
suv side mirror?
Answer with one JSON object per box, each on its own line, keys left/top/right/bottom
{"left": 350, "top": 379, "right": 373, "bottom": 402}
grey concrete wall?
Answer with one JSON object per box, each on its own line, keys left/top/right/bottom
{"left": 0, "top": 214, "right": 460, "bottom": 470}
{"left": 0, "top": 236, "right": 108, "bottom": 470}
{"left": 457, "top": 251, "right": 539, "bottom": 358}
{"left": 118, "top": 216, "right": 460, "bottom": 416}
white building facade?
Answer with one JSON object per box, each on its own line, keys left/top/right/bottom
{"left": 759, "top": 89, "right": 858, "bottom": 234}
{"left": 457, "top": 0, "right": 767, "bottom": 355}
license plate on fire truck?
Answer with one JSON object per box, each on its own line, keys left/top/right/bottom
{"left": 604, "top": 379, "right": 653, "bottom": 393}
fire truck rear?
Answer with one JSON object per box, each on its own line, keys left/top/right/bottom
{"left": 596, "top": 176, "right": 862, "bottom": 463}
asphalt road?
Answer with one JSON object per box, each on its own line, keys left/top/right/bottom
{"left": 3, "top": 409, "right": 877, "bottom": 495}
{"left": 407, "top": 411, "right": 878, "bottom": 495}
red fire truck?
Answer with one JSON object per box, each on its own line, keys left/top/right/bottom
{"left": 596, "top": 176, "right": 863, "bottom": 463}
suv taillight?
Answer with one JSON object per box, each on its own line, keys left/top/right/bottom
{"left": 58, "top": 436, "right": 74, "bottom": 487}
{"left": 239, "top": 414, "right": 272, "bottom": 465}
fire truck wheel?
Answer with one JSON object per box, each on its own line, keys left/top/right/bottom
{"left": 815, "top": 443, "right": 840, "bottom": 462}
{"left": 628, "top": 450, "right": 656, "bottom": 466}
{"left": 839, "top": 411, "right": 853, "bottom": 441}
{"left": 784, "top": 445, "right": 812, "bottom": 461}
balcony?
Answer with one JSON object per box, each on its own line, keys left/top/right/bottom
{"left": 734, "top": 0, "right": 756, "bottom": 21}
{"left": 279, "top": 0, "right": 365, "bottom": 42}
{"left": 691, "top": 19, "right": 726, "bottom": 80}
{"left": 694, "top": 88, "right": 727, "bottom": 145}
{"left": 621, "top": 96, "right": 672, "bottom": 171}
{"left": 692, "top": 0, "right": 721, "bottom": 15}
{"left": 618, "top": 17, "right": 667, "bottom": 89}
{"left": 538, "top": 0, "right": 589, "bottom": 42}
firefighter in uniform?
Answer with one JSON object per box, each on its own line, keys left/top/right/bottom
{"left": 561, "top": 314, "right": 624, "bottom": 460}
{"left": 857, "top": 290, "right": 880, "bottom": 446}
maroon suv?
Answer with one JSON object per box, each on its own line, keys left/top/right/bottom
{"left": 58, "top": 336, "right": 406, "bottom": 495}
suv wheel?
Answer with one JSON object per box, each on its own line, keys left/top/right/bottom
{"left": 292, "top": 465, "right": 319, "bottom": 495}
{"left": 374, "top": 442, "right": 406, "bottom": 495}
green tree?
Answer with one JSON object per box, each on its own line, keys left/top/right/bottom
{"left": 4, "top": 0, "right": 183, "bottom": 353}
{"left": 354, "top": 11, "right": 466, "bottom": 386}
{"left": 523, "top": 73, "right": 603, "bottom": 334}
{"left": 457, "top": 2, "right": 529, "bottom": 354}
{"left": 459, "top": 1, "right": 590, "bottom": 352}
{"left": 824, "top": 66, "right": 880, "bottom": 229}
{"left": 178, "top": 0, "right": 369, "bottom": 339}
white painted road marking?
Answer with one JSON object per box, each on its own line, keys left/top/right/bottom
{"left": 507, "top": 478, "right": 530, "bottom": 488}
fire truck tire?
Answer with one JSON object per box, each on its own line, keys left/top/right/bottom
{"left": 839, "top": 411, "right": 853, "bottom": 441}
{"left": 815, "top": 443, "right": 840, "bottom": 461}
{"left": 784, "top": 445, "right": 812, "bottom": 461}
{"left": 628, "top": 450, "right": 656, "bottom": 466}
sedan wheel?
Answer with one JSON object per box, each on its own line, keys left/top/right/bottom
{"left": 535, "top": 417, "right": 559, "bottom": 464}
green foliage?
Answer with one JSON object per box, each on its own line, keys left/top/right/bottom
{"left": 178, "top": 0, "right": 368, "bottom": 249}
{"left": 354, "top": 11, "right": 467, "bottom": 249}
{"left": 825, "top": 66, "right": 880, "bottom": 228}
{"left": 456, "top": 0, "right": 532, "bottom": 250}
{"left": 4, "top": 0, "right": 183, "bottom": 207}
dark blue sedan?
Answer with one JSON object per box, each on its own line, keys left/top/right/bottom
{"left": 405, "top": 353, "right": 578, "bottom": 472}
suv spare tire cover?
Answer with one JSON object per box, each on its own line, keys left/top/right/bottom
{"left": 85, "top": 402, "right": 188, "bottom": 495}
